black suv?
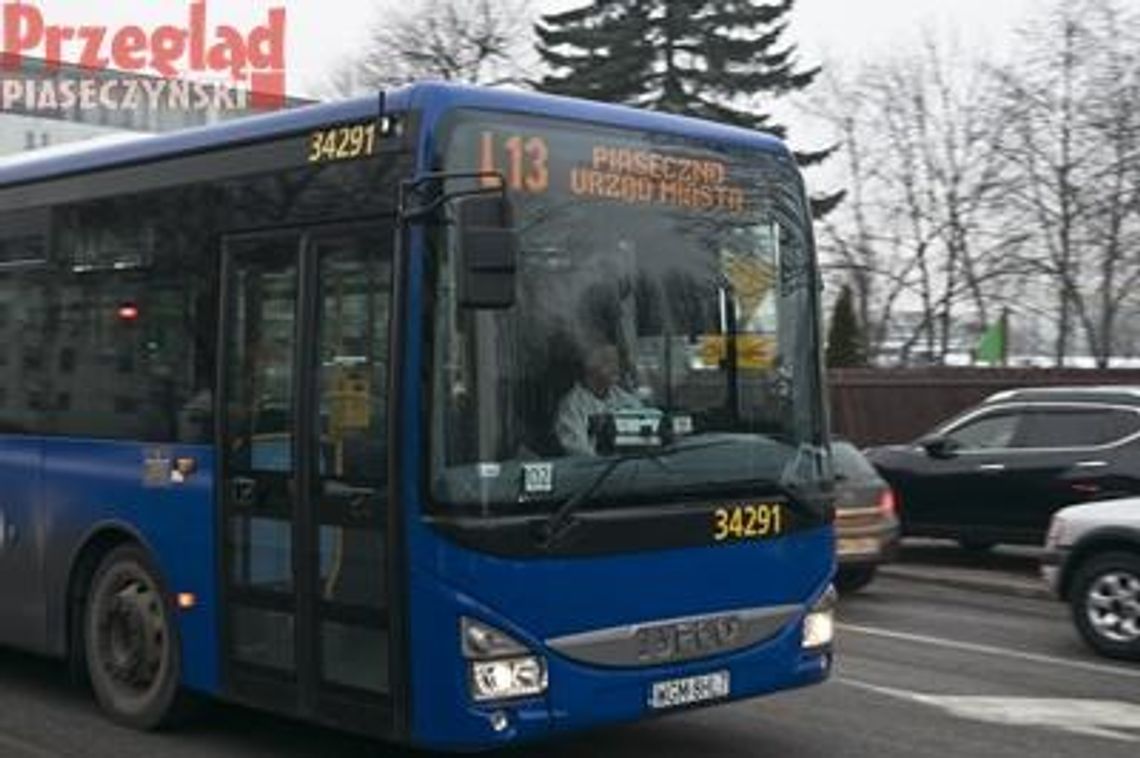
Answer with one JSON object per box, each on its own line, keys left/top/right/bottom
{"left": 864, "top": 386, "right": 1140, "bottom": 549}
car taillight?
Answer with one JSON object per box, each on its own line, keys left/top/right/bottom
{"left": 878, "top": 488, "right": 897, "bottom": 517}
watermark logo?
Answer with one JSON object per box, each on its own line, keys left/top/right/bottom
{"left": 0, "top": 1, "right": 287, "bottom": 115}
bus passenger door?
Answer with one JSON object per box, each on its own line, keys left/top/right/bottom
{"left": 219, "top": 223, "right": 394, "bottom": 735}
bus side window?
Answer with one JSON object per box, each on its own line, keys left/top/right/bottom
{"left": 0, "top": 271, "right": 51, "bottom": 435}
{"left": 47, "top": 195, "right": 218, "bottom": 445}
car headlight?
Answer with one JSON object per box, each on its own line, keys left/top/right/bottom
{"left": 802, "top": 585, "right": 837, "bottom": 650}
{"left": 461, "top": 617, "right": 548, "bottom": 702}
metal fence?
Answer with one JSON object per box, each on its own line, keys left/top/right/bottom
{"left": 828, "top": 368, "right": 1140, "bottom": 447}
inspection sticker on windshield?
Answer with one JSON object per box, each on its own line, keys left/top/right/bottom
{"left": 649, "top": 671, "right": 730, "bottom": 710}
{"left": 522, "top": 462, "right": 554, "bottom": 494}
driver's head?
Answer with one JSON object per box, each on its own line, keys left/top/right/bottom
{"left": 582, "top": 341, "right": 621, "bottom": 397}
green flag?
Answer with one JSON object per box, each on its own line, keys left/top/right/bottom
{"left": 976, "top": 320, "right": 1005, "bottom": 365}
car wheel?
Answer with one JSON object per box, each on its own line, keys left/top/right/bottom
{"left": 958, "top": 537, "right": 996, "bottom": 552}
{"left": 1069, "top": 551, "right": 1140, "bottom": 661}
{"left": 836, "top": 566, "right": 877, "bottom": 594}
{"left": 84, "top": 544, "right": 185, "bottom": 729}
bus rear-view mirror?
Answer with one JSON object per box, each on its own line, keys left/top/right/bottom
{"left": 455, "top": 194, "right": 518, "bottom": 310}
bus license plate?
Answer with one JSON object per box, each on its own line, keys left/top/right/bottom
{"left": 649, "top": 671, "right": 730, "bottom": 710}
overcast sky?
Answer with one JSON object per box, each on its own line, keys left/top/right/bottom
{"left": 25, "top": 0, "right": 1046, "bottom": 97}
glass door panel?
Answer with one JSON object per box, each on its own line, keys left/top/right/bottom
{"left": 312, "top": 228, "right": 392, "bottom": 698}
{"left": 221, "top": 234, "right": 301, "bottom": 683}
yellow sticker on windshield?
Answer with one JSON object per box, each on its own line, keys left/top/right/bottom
{"left": 697, "top": 334, "right": 775, "bottom": 370}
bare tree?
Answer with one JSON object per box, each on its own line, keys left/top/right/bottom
{"left": 804, "top": 67, "right": 922, "bottom": 362}
{"left": 327, "top": 0, "right": 533, "bottom": 95}
{"left": 805, "top": 37, "right": 1016, "bottom": 364}
{"left": 807, "top": 2, "right": 1140, "bottom": 368}
{"left": 992, "top": 0, "right": 1140, "bottom": 367}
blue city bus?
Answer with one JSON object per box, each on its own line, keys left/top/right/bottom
{"left": 0, "top": 83, "right": 835, "bottom": 750}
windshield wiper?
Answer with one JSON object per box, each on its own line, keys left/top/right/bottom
{"left": 536, "top": 454, "right": 629, "bottom": 549}
{"left": 535, "top": 438, "right": 739, "bottom": 549}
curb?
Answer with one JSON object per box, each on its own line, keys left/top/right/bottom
{"left": 878, "top": 564, "right": 1053, "bottom": 601}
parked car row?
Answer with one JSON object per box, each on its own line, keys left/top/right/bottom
{"left": 864, "top": 385, "right": 1140, "bottom": 549}
{"left": 834, "top": 385, "right": 1140, "bottom": 659}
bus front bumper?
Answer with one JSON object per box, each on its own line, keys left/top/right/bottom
{"left": 410, "top": 578, "right": 834, "bottom": 750}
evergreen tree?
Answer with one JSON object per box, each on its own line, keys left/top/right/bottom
{"left": 535, "top": 0, "right": 843, "bottom": 216}
{"left": 826, "top": 285, "right": 867, "bottom": 368}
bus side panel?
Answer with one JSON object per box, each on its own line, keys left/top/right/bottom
{"left": 0, "top": 437, "right": 46, "bottom": 652}
{"left": 40, "top": 439, "right": 220, "bottom": 696}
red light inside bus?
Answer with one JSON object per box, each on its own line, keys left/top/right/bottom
{"left": 117, "top": 303, "right": 140, "bottom": 321}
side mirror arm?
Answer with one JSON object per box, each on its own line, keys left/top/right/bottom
{"left": 398, "top": 171, "right": 507, "bottom": 224}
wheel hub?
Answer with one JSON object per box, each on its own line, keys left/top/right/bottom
{"left": 98, "top": 578, "right": 165, "bottom": 691}
{"left": 1086, "top": 570, "right": 1140, "bottom": 644}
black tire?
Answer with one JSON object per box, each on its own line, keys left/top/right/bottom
{"left": 1069, "top": 551, "right": 1140, "bottom": 661}
{"left": 84, "top": 544, "right": 184, "bottom": 730}
{"left": 958, "top": 537, "right": 996, "bottom": 552}
{"left": 836, "top": 566, "right": 877, "bottom": 594}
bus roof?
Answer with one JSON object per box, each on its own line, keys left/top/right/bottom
{"left": 0, "top": 83, "right": 792, "bottom": 190}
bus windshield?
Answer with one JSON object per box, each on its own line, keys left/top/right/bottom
{"left": 430, "top": 111, "right": 826, "bottom": 514}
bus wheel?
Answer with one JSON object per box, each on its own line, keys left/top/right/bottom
{"left": 85, "top": 544, "right": 182, "bottom": 730}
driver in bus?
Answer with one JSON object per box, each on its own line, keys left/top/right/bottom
{"left": 555, "top": 338, "right": 643, "bottom": 456}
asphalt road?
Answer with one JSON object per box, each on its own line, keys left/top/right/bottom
{"left": 1, "top": 572, "right": 1138, "bottom": 758}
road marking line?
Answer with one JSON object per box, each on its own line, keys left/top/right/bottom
{"left": 838, "top": 677, "right": 1140, "bottom": 742}
{"left": 0, "top": 732, "right": 60, "bottom": 758}
{"left": 838, "top": 622, "right": 1140, "bottom": 680}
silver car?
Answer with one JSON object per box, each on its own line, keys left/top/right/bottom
{"left": 1042, "top": 497, "right": 1140, "bottom": 660}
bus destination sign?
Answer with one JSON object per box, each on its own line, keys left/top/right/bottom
{"left": 478, "top": 130, "right": 749, "bottom": 216}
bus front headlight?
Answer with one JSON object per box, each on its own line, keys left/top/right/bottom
{"left": 461, "top": 617, "right": 548, "bottom": 701}
{"left": 469, "top": 656, "right": 549, "bottom": 702}
{"left": 802, "top": 585, "right": 837, "bottom": 650}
